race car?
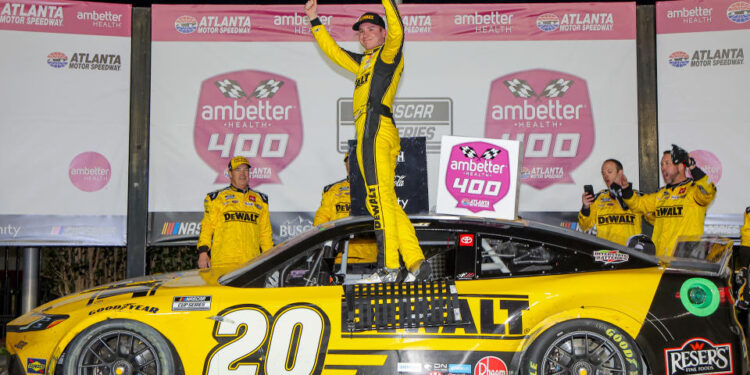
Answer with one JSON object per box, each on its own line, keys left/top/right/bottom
{"left": 5, "top": 214, "right": 749, "bottom": 375}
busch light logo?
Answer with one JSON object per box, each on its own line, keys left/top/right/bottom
{"left": 485, "top": 69, "right": 594, "bottom": 190}
{"left": 445, "top": 142, "right": 510, "bottom": 213}
{"left": 69, "top": 151, "right": 111, "bottom": 192}
{"left": 47, "top": 51, "right": 68, "bottom": 68}
{"left": 194, "top": 70, "right": 303, "bottom": 186}
{"left": 474, "top": 356, "right": 508, "bottom": 375}
{"left": 688, "top": 149, "right": 722, "bottom": 183}
{"left": 536, "top": 13, "right": 559, "bottom": 32}
{"left": 665, "top": 338, "right": 732, "bottom": 375}
{"left": 175, "top": 15, "right": 197, "bottom": 34}
{"left": 727, "top": 2, "right": 750, "bottom": 23}
{"left": 278, "top": 216, "right": 313, "bottom": 242}
{"left": 669, "top": 51, "right": 690, "bottom": 67}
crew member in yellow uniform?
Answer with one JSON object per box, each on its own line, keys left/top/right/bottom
{"left": 742, "top": 207, "right": 750, "bottom": 247}
{"left": 579, "top": 159, "right": 653, "bottom": 246}
{"left": 305, "top": 0, "right": 428, "bottom": 281}
{"left": 197, "top": 156, "right": 274, "bottom": 269}
{"left": 314, "top": 153, "right": 377, "bottom": 264}
{"left": 615, "top": 145, "right": 716, "bottom": 256}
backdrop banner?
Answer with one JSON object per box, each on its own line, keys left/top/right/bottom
{"left": 149, "top": 3, "right": 638, "bottom": 244}
{"left": 0, "top": 0, "right": 131, "bottom": 246}
{"left": 656, "top": 0, "right": 750, "bottom": 236}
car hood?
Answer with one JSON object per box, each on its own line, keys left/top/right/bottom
{"left": 29, "top": 267, "right": 233, "bottom": 315}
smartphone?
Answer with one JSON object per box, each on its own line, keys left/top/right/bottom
{"left": 584, "top": 184, "right": 594, "bottom": 197}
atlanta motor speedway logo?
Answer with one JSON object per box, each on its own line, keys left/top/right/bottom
{"left": 669, "top": 49, "right": 744, "bottom": 68}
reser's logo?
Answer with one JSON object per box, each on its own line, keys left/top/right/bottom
{"left": 484, "top": 69, "right": 594, "bottom": 190}
{"left": 665, "top": 338, "right": 732, "bottom": 375}
{"left": 194, "top": 70, "right": 303, "bottom": 186}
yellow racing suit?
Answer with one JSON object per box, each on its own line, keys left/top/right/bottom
{"left": 742, "top": 207, "right": 750, "bottom": 247}
{"left": 198, "top": 185, "right": 273, "bottom": 268}
{"left": 310, "top": 0, "right": 424, "bottom": 270}
{"left": 622, "top": 168, "right": 716, "bottom": 257}
{"left": 578, "top": 189, "right": 651, "bottom": 246}
{"left": 314, "top": 178, "right": 377, "bottom": 263}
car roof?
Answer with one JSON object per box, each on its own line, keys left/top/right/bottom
{"left": 219, "top": 213, "right": 659, "bottom": 286}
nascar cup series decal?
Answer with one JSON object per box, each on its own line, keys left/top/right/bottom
{"left": 194, "top": 70, "right": 302, "bottom": 186}
{"left": 445, "top": 141, "right": 511, "bottom": 213}
{"left": 485, "top": 69, "right": 594, "bottom": 190}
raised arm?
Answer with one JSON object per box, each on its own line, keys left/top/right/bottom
{"left": 306, "top": 0, "right": 361, "bottom": 74}
{"left": 379, "top": 0, "right": 404, "bottom": 64}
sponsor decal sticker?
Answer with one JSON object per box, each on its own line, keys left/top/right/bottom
{"left": 459, "top": 234, "right": 474, "bottom": 247}
{"left": 172, "top": 296, "right": 212, "bottom": 311}
{"left": 398, "top": 362, "right": 423, "bottom": 373}
{"left": 449, "top": 364, "right": 472, "bottom": 374}
{"left": 194, "top": 70, "right": 303, "bottom": 186}
{"left": 669, "top": 51, "right": 690, "bottom": 68}
{"left": 536, "top": 13, "right": 559, "bottom": 32}
{"left": 485, "top": 69, "right": 594, "bottom": 190}
{"left": 727, "top": 2, "right": 750, "bottom": 23}
{"left": 445, "top": 141, "right": 511, "bottom": 213}
{"left": 88, "top": 303, "right": 159, "bottom": 315}
{"left": 175, "top": 15, "right": 197, "bottom": 34}
{"left": 475, "top": 356, "right": 508, "bottom": 375}
{"left": 27, "top": 358, "right": 47, "bottom": 374}
{"left": 665, "top": 338, "right": 732, "bottom": 375}
{"left": 69, "top": 152, "right": 111, "bottom": 192}
{"left": 47, "top": 52, "right": 68, "bottom": 68}
{"left": 593, "top": 250, "right": 629, "bottom": 264}
{"left": 14, "top": 340, "right": 27, "bottom": 349}
{"left": 161, "top": 221, "right": 201, "bottom": 236}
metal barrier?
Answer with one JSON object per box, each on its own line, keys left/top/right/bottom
{"left": 0, "top": 247, "right": 22, "bottom": 339}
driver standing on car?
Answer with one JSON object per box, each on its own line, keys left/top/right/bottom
{"left": 197, "top": 156, "right": 274, "bottom": 269}
{"left": 305, "top": 0, "right": 429, "bottom": 282}
{"left": 578, "top": 159, "right": 653, "bottom": 246}
{"left": 614, "top": 145, "right": 716, "bottom": 257}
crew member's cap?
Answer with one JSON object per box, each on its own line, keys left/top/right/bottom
{"left": 352, "top": 12, "right": 386, "bottom": 31}
{"left": 229, "top": 156, "right": 251, "bottom": 170}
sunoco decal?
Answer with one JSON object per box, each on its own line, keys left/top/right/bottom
{"left": 194, "top": 70, "right": 302, "bottom": 186}
{"left": 665, "top": 338, "right": 732, "bottom": 375}
{"left": 27, "top": 358, "right": 47, "bottom": 374}
{"left": 484, "top": 69, "right": 594, "bottom": 190}
{"left": 593, "top": 250, "right": 629, "bottom": 264}
{"left": 445, "top": 141, "right": 511, "bottom": 213}
{"left": 173, "top": 296, "right": 211, "bottom": 311}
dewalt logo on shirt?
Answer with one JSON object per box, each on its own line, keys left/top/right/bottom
{"left": 223, "top": 211, "right": 259, "bottom": 223}
{"left": 655, "top": 206, "right": 684, "bottom": 218}
{"left": 597, "top": 214, "right": 636, "bottom": 225}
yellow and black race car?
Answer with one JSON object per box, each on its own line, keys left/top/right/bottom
{"left": 5, "top": 215, "right": 749, "bottom": 375}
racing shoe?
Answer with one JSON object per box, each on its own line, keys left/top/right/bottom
{"left": 360, "top": 267, "right": 400, "bottom": 283}
{"left": 407, "top": 260, "right": 432, "bottom": 282}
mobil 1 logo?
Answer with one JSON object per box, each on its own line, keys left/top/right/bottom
{"left": 337, "top": 98, "right": 452, "bottom": 154}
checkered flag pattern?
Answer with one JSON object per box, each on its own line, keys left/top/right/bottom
{"left": 214, "top": 79, "right": 248, "bottom": 99}
{"left": 541, "top": 78, "right": 574, "bottom": 98}
{"left": 460, "top": 146, "right": 478, "bottom": 159}
{"left": 251, "top": 79, "right": 284, "bottom": 99}
{"left": 504, "top": 79, "right": 537, "bottom": 99}
{"left": 481, "top": 148, "right": 501, "bottom": 160}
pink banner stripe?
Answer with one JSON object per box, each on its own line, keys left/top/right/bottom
{"left": 153, "top": 3, "right": 635, "bottom": 42}
{"left": 657, "top": 0, "right": 750, "bottom": 34}
{"left": 0, "top": 0, "right": 131, "bottom": 36}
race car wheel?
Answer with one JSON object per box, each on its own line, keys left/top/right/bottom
{"left": 62, "top": 319, "right": 176, "bottom": 375}
{"left": 523, "top": 319, "right": 644, "bottom": 375}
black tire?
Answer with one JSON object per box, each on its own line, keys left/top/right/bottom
{"left": 62, "top": 319, "right": 176, "bottom": 375}
{"left": 522, "top": 319, "right": 645, "bottom": 375}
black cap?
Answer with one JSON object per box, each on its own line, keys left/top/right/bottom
{"left": 352, "top": 12, "right": 386, "bottom": 31}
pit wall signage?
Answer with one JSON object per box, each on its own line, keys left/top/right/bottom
{"left": 436, "top": 136, "right": 522, "bottom": 220}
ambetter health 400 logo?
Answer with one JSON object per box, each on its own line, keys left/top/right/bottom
{"left": 194, "top": 70, "right": 303, "bottom": 187}
{"left": 484, "top": 69, "right": 594, "bottom": 190}
{"left": 445, "top": 141, "right": 511, "bottom": 213}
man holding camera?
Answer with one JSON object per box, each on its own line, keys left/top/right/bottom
{"left": 578, "top": 159, "right": 652, "bottom": 246}
{"left": 614, "top": 145, "right": 716, "bottom": 256}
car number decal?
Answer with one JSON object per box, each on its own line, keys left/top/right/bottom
{"left": 204, "top": 303, "right": 330, "bottom": 375}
